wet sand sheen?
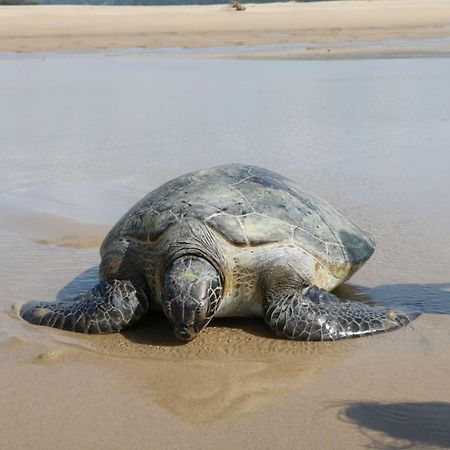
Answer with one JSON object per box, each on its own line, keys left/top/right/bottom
{"left": 2, "top": 284, "right": 450, "bottom": 447}
{"left": 0, "top": 209, "right": 109, "bottom": 248}
{"left": 1, "top": 56, "right": 450, "bottom": 448}
{"left": 1, "top": 202, "right": 449, "bottom": 448}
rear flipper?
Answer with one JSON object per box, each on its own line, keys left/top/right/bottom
{"left": 20, "top": 280, "right": 149, "bottom": 333}
{"left": 264, "top": 285, "right": 420, "bottom": 341}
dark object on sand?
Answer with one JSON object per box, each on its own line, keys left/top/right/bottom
{"left": 230, "top": 0, "right": 246, "bottom": 11}
{"left": 21, "top": 164, "right": 418, "bottom": 341}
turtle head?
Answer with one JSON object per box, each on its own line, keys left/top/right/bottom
{"left": 163, "top": 256, "right": 222, "bottom": 341}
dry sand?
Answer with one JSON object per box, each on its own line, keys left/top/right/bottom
{"left": 1, "top": 0, "right": 450, "bottom": 58}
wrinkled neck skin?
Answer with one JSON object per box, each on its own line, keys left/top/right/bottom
{"left": 163, "top": 254, "right": 223, "bottom": 341}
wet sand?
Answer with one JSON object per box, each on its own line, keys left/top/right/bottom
{"left": 1, "top": 0, "right": 450, "bottom": 58}
{"left": 2, "top": 231, "right": 450, "bottom": 448}
{"left": 1, "top": 57, "right": 450, "bottom": 448}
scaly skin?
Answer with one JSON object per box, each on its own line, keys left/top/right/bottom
{"left": 264, "top": 285, "right": 418, "bottom": 341}
{"left": 20, "top": 280, "right": 148, "bottom": 333}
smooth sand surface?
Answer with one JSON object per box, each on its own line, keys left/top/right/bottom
{"left": 1, "top": 0, "right": 450, "bottom": 57}
{"left": 1, "top": 56, "right": 450, "bottom": 448}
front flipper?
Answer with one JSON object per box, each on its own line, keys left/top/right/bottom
{"left": 20, "top": 280, "right": 149, "bottom": 333}
{"left": 264, "top": 285, "right": 419, "bottom": 341}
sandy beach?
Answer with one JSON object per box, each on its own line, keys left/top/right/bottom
{"left": 1, "top": 0, "right": 450, "bottom": 58}
{"left": 1, "top": 55, "right": 450, "bottom": 448}
{"left": 1, "top": 1, "right": 450, "bottom": 448}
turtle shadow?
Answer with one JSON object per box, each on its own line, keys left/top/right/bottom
{"left": 336, "top": 401, "right": 450, "bottom": 448}
{"left": 56, "top": 266, "right": 99, "bottom": 300}
{"left": 121, "top": 314, "right": 274, "bottom": 347}
{"left": 55, "top": 266, "right": 450, "bottom": 346}
{"left": 122, "top": 313, "right": 184, "bottom": 347}
{"left": 334, "top": 282, "right": 450, "bottom": 315}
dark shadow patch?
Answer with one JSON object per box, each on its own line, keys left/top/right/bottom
{"left": 123, "top": 314, "right": 274, "bottom": 346}
{"left": 209, "top": 316, "right": 274, "bottom": 338}
{"left": 338, "top": 401, "right": 450, "bottom": 449}
{"left": 335, "top": 282, "right": 450, "bottom": 315}
{"left": 121, "top": 312, "right": 183, "bottom": 347}
{"left": 56, "top": 266, "right": 99, "bottom": 299}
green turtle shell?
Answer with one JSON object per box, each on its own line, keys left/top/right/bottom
{"left": 105, "top": 164, "right": 375, "bottom": 278}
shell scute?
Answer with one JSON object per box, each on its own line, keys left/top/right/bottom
{"left": 105, "top": 164, "right": 374, "bottom": 277}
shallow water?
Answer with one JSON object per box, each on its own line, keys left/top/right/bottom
{"left": 0, "top": 55, "right": 449, "bottom": 448}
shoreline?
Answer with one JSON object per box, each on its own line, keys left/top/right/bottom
{"left": 1, "top": 1, "right": 450, "bottom": 57}
{"left": 3, "top": 38, "right": 450, "bottom": 61}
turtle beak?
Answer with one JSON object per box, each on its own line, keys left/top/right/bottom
{"left": 174, "top": 325, "right": 197, "bottom": 341}
{"left": 163, "top": 296, "right": 205, "bottom": 342}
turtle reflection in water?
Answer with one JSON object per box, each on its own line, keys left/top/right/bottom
{"left": 21, "top": 164, "right": 419, "bottom": 341}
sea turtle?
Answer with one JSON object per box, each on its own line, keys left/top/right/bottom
{"left": 20, "top": 164, "right": 417, "bottom": 341}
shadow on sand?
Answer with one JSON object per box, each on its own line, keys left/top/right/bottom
{"left": 123, "top": 314, "right": 274, "bottom": 347}
{"left": 338, "top": 401, "right": 450, "bottom": 449}
{"left": 334, "top": 282, "right": 450, "bottom": 315}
